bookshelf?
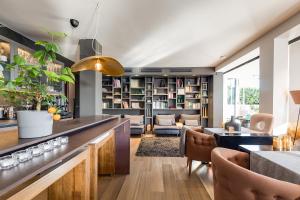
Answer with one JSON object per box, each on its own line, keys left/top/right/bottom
{"left": 102, "top": 75, "right": 213, "bottom": 128}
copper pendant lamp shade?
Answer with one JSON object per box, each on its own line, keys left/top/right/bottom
{"left": 290, "top": 90, "right": 300, "bottom": 104}
{"left": 71, "top": 55, "right": 124, "bottom": 76}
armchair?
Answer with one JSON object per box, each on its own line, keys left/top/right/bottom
{"left": 212, "top": 147, "right": 300, "bottom": 200}
{"left": 186, "top": 129, "right": 217, "bottom": 175}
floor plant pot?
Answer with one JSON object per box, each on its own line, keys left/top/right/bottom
{"left": 17, "top": 111, "right": 53, "bottom": 138}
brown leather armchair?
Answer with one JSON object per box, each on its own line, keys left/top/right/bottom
{"left": 186, "top": 129, "right": 217, "bottom": 176}
{"left": 212, "top": 147, "right": 300, "bottom": 200}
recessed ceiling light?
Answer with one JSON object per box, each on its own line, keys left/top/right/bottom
{"left": 163, "top": 74, "right": 168, "bottom": 77}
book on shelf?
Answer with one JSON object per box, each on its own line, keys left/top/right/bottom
{"left": 131, "top": 79, "right": 143, "bottom": 88}
{"left": 122, "top": 101, "right": 129, "bottom": 109}
{"left": 113, "top": 79, "right": 121, "bottom": 88}
{"left": 176, "top": 79, "right": 184, "bottom": 88}
{"left": 202, "top": 83, "right": 208, "bottom": 90}
{"left": 201, "top": 106, "right": 208, "bottom": 118}
{"left": 186, "top": 102, "right": 201, "bottom": 109}
{"left": 113, "top": 99, "right": 122, "bottom": 104}
{"left": 131, "top": 102, "right": 141, "bottom": 109}
{"left": 153, "top": 101, "right": 168, "bottom": 109}
{"left": 103, "top": 102, "right": 111, "bottom": 109}
{"left": 177, "top": 88, "right": 185, "bottom": 95}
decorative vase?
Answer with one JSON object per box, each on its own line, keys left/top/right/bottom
{"left": 225, "top": 116, "right": 241, "bottom": 131}
{"left": 17, "top": 111, "right": 53, "bottom": 138}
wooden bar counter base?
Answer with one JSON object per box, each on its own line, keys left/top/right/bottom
{"left": 0, "top": 115, "right": 130, "bottom": 200}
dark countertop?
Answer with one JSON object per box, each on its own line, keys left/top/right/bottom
{"left": 0, "top": 115, "right": 116, "bottom": 155}
{"left": 0, "top": 120, "right": 17, "bottom": 128}
{"left": 0, "top": 115, "right": 130, "bottom": 197}
{"left": 204, "top": 128, "right": 273, "bottom": 149}
{"left": 204, "top": 127, "right": 271, "bottom": 136}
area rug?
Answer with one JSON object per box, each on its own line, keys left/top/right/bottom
{"left": 136, "top": 137, "right": 181, "bottom": 157}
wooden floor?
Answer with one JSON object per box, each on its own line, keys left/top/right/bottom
{"left": 99, "top": 137, "right": 212, "bottom": 200}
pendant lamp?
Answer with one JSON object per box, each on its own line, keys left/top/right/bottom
{"left": 71, "top": 1, "right": 124, "bottom": 76}
{"left": 71, "top": 55, "right": 124, "bottom": 76}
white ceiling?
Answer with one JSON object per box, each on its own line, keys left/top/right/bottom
{"left": 0, "top": 0, "right": 300, "bottom": 68}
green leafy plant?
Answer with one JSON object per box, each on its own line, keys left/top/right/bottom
{"left": 240, "top": 88, "right": 259, "bottom": 105}
{"left": 0, "top": 40, "right": 75, "bottom": 111}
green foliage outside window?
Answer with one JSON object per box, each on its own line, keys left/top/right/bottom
{"left": 240, "top": 88, "right": 259, "bottom": 105}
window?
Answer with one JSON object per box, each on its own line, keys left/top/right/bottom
{"left": 223, "top": 58, "right": 260, "bottom": 122}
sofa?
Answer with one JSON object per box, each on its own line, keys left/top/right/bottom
{"left": 153, "top": 114, "right": 181, "bottom": 135}
{"left": 124, "top": 115, "right": 145, "bottom": 135}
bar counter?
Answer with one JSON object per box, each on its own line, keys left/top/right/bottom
{"left": 0, "top": 115, "right": 130, "bottom": 199}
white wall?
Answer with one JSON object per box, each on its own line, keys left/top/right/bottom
{"left": 273, "top": 37, "right": 289, "bottom": 134}
{"left": 215, "top": 11, "right": 300, "bottom": 131}
{"left": 213, "top": 72, "right": 223, "bottom": 127}
{"left": 289, "top": 40, "right": 300, "bottom": 123}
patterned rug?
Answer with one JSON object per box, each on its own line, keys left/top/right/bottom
{"left": 136, "top": 136, "right": 181, "bottom": 157}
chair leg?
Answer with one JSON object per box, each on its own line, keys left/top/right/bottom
{"left": 188, "top": 160, "right": 192, "bottom": 176}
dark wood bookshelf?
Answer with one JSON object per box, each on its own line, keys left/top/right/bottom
{"left": 102, "top": 75, "right": 213, "bottom": 128}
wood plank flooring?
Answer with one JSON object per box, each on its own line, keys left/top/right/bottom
{"left": 99, "top": 137, "right": 212, "bottom": 200}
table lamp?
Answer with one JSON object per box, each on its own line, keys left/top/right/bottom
{"left": 289, "top": 90, "right": 300, "bottom": 145}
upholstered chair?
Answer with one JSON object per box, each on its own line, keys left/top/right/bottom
{"left": 250, "top": 113, "right": 274, "bottom": 134}
{"left": 186, "top": 129, "right": 217, "bottom": 176}
{"left": 211, "top": 147, "right": 300, "bottom": 200}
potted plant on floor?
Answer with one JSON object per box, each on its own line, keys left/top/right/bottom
{"left": 0, "top": 40, "right": 75, "bottom": 138}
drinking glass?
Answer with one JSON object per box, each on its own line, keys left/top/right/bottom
{"left": 51, "top": 138, "right": 61, "bottom": 148}
{"left": 41, "top": 141, "right": 54, "bottom": 152}
{"left": 28, "top": 145, "right": 44, "bottom": 157}
{"left": 60, "top": 136, "right": 69, "bottom": 145}
{"left": 12, "top": 149, "right": 33, "bottom": 162}
{"left": 273, "top": 136, "right": 283, "bottom": 150}
{"left": 0, "top": 155, "right": 19, "bottom": 169}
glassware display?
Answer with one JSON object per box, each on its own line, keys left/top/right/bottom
{"left": 273, "top": 136, "right": 283, "bottom": 150}
{"left": 60, "top": 136, "right": 69, "bottom": 145}
{"left": 51, "top": 138, "right": 61, "bottom": 148}
{"left": 273, "top": 135, "right": 293, "bottom": 151}
{"left": 41, "top": 140, "right": 55, "bottom": 152}
{"left": 0, "top": 136, "right": 68, "bottom": 170}
{"left": 29, "top": 145, "right": 44, "bottom": 157}
{"left": 12, "top": 149, "right": 33, "bottom": 163}
{"left": 0, "top": 155, "right": 19, "bottom": 169}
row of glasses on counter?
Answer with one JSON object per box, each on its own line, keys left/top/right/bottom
{"left": 0, "top": 136, "right": 69, "bottom": 170}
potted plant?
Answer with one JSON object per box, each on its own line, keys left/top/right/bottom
{"left": 0, "top": 40, "right": 75, "bottom": 138}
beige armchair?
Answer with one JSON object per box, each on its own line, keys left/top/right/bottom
{"left": 186, "top": 129, "right": 217, "bottom": 176}
{"left": 250, "top": 113, "right": 274, "bottom": 134}
{"left": 211, "top": 147, "right": 300, "bottom": 200}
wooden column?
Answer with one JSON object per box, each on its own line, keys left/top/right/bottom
{"left": 6, "top": 149, "right": 90, "bottom": 200}
{"left": 89, "top": 130, "right": 115, "bottom": 200}
{"left": 115, "top": 120, "right": 130, "bottom": 174}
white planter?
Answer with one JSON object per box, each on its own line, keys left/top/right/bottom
{"left": 17, "top": 111, "right": 53, "bottom": 138}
